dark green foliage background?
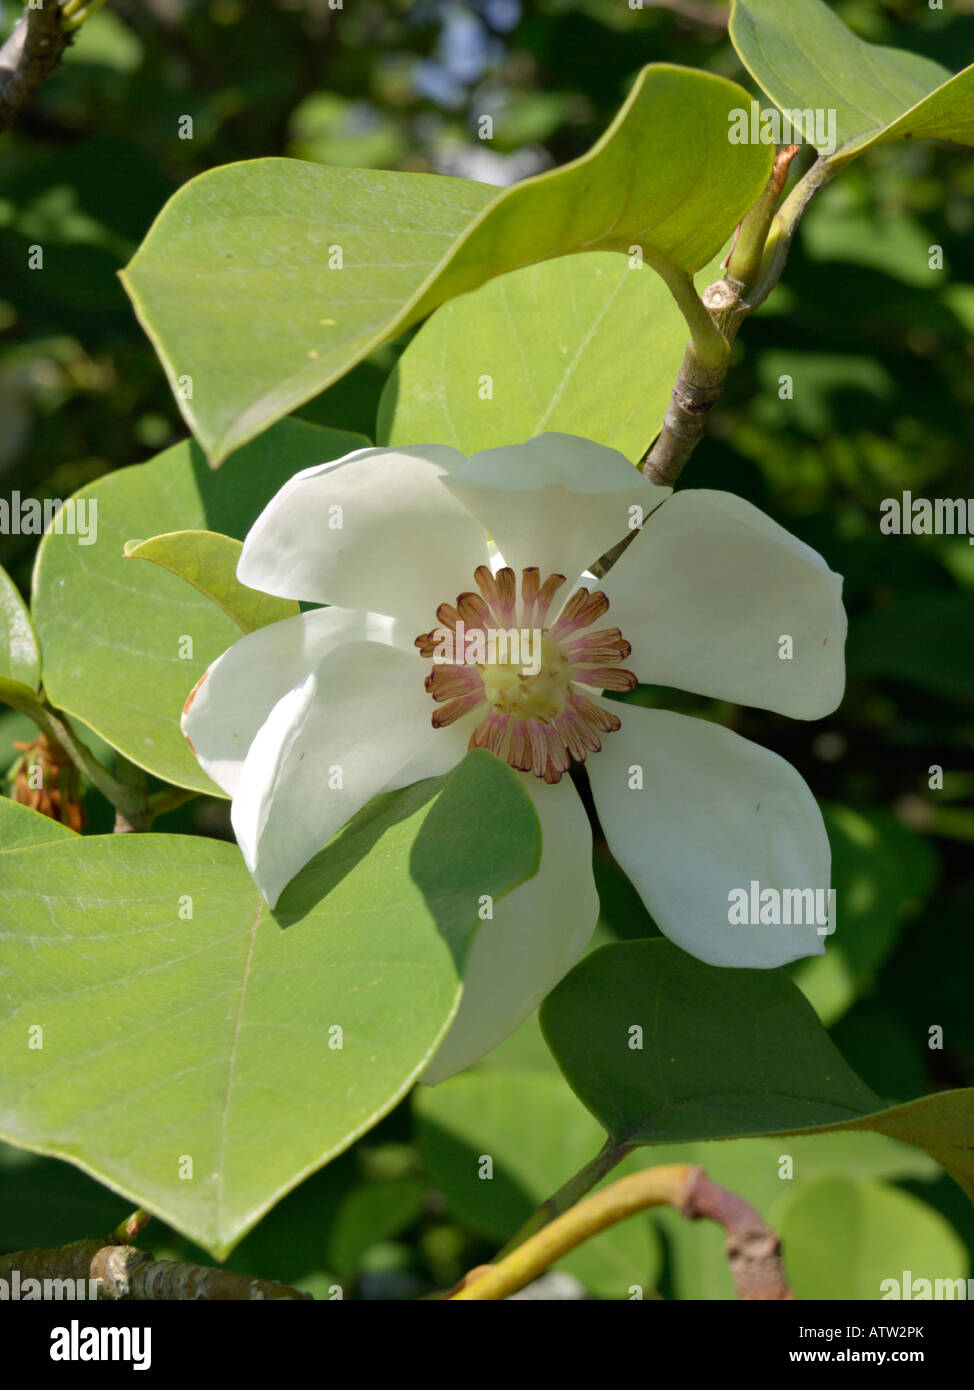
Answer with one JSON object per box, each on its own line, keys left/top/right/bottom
{"left": 1, "top": 0, "right": 971, "bottom": 1297}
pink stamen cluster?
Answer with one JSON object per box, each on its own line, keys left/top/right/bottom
{"left": 415, "top": 564, "right": 637, "bottom": 784}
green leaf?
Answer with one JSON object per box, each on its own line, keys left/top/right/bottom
{"left": 543, "top": 939, "right": 881, "bottom": 1142}
{"left": 0, "top": 751, "right": 540, "bottom": 1259}
{"left": 848, "top": 1090, "right": 974, "bottom": 1203}
{"left": 415, "top": 1068, "right": 661, "bottom": 1299}
{"left": 541, "top": 941, "right": 974, "bottom": 1201}
{"left": 775, "top": 1175, "right": 968, "bottom": 1300}
{"left": 378, "top": 248, "right": 725, "bottom": 461}
{"left": 323, "top": 1178, "right": 426, "bottom": 1280}
{"left": 788, "top": 804, "right": 939, "bottom": 1026}
{"left": 31, "top": 419, "right": 366, "bottom": 794}
{"left": 0, "top": 564, "right": 41, "bottom": 709}
{"left": 849, "top": 591, "right": 974, "bottom": 702}
{"left": 0, "top": 796, "right": 78, "bottom": 850}
{"left": 122, "top": 65, "right": 771, "bottom": 462}
{"left": 730, "top": 0, "right": 974, "bottom": 165}
{"left": 123, "top": 531, "right": 300, "bottom": 634}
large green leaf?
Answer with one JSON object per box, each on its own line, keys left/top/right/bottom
{"left": 122, "top": 65, "right": 771, "bottom": 462}
{"left": 31, "top": 418, "right": 366, "bottom": 794}
{"left": 0, "top": 752, "right": 540, "bottom": 1259}
{"left": 377, "top": 248, "right": 725, "bottom": 461}
{"left": 730, "top": 0, "right": 974, "bottom": 166}
{"left": 415, "top": 1068, "right": 661, "bottom": 1299}
{"left": 541, "top": 941, "right": 974, "bottom": 1200}
{"left": 775, "top": 1176, "right": 968, "bottom": 1301}
{"left": 0, "top": 796, "right": 77, "bottom": 850}
{"left": 123, "top": 531, "right": 300, "bottom": 634}
{"left": 0, "top": 564, "right": 41, "bottom": 710}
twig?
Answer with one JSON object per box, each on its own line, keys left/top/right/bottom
{"left": 0, "top": 1237, "right": 312, "bottom": 1301}
{"left": 61, "top": 0, "right": 110, "bottom": 32}
{"left": 5, "top": 687, "right": 200, "bottom": 832}
{"left": 642, "top": 145, "right": 822, "bottom": 486}
{"left": 725, "top": 144, "right": 800, "bottom": 289}
{"left": 110, "top": 752, "right": 149, "bottom": 833}
{"left": 683, "top": 1167, "right": 794, "bottom": 1300}
{"left": 113, "top": 1209, "right": 153, "bottom": 1244}
{"left": 448, "top": 1163, "right": 793, "bottom": 1301}
{"left": 22, "top": 697, "right": 149, "bottom": 827}
{"left": 0, "top": 2, "right": 71, "bottom": 136}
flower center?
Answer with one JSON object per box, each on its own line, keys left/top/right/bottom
{"left": 481, "top": 634, "right": 570, "bottom": 721}
{"left": 414, "top": 564, "right": 636, "bottom": 784}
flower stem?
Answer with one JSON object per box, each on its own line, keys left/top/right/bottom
{"left": 6, "top": 689, "right": 194, "bottom": 832}
{"left": 26, "top": 699, "right": 147, "bottom": 825}
{"left": 451, "top": 1164, "right": 795, "bottom": 1301}
{"left": 452, "top": 1164, "right": 694, "bottom": 1300}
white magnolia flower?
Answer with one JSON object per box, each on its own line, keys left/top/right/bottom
{"left": 182, "top": 434, "right": 846, "bottom": 1084}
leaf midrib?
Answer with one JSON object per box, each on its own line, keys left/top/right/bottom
{"left": 214, "top": 889, "right": 265, "bottom": 1234}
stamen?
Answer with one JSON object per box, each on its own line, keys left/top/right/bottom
{"left": 494, "top": 566, "right": 517, "bottom": 624}
{"left": 425, "top": 664, "right": 482, "bottom": 700}
{"left": 581, "top": 667, "right": 638, "bottom": 692}
{"left": 570, "top": 691, "right": 622, "bottom": 734}
{"left": 536, "top": 572, "right": 567, "bottom": 624}
{"left": 471, "top": 710, "right": 509, "bottom": 754}
{"left": 520, "top": 567, "right": 540, "bottom": 627}
{"left": 548, "top": 588, "right": 610, "bottom": 640}
{"left": 456, "top": 591, "right": 493, "bottom": 628}
{"left": 418, "top": 565, "right": 636, "bottom": 783}
{"left": 508, "top": 718, "right": 532, "bottom": 772}
{"left": 562, "top": 627, "right": 632, "bottom": 663}
{"left": 432, "top": 690, "right": 484, "bottom": 727}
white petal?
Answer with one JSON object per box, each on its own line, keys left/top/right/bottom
{"left": 421, "top": 774, "right": 600, "bottom": 1085}
{"left": 237, "top": 445, "right": 489, "bottom": 630}
{"left": 587, "top": 704, "right": 830, "bottom": 968}
{"left": 231, "top": 640, "right": 450, "bottom": 907}
{"left": 603, "top": 489, "right": 846, "bottom": 719}
{"left": 441, "top": 432, "right": 669, "bottom": 584}
{"left": 382, "top": 711, "right": 479, "bottom": 793}
{"left": 181, "top": 606, "right": 407, "bottom": 797}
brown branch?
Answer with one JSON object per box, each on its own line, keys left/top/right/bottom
{"left": 641, "top": 346, "right": 729, "bottom": 486}
{"left": 0, "top": 3, "right": 73, "bottom": 136}
{"left": 448, "top": 1163, "right": 793, "bottom": 1300}
{"left": 0, "top": 1237, "right": 312, "bottom": 1301}
{"left": 682, "top": 1167, "right": 793, "bottom": 1300}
